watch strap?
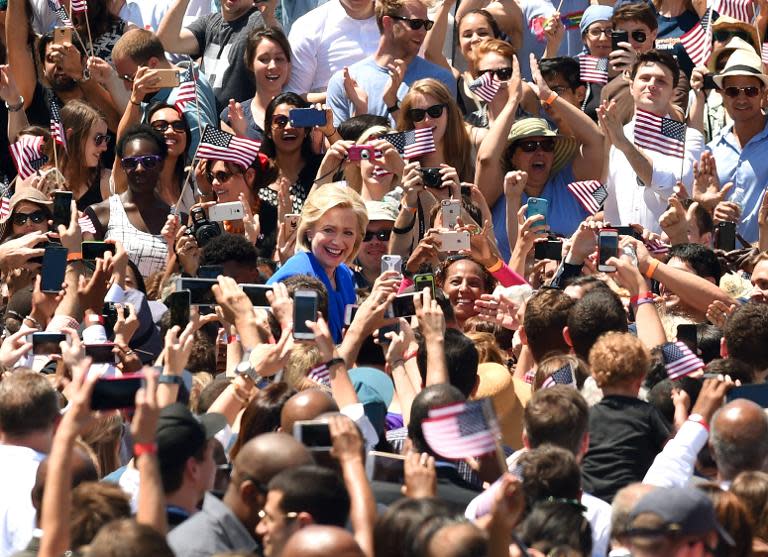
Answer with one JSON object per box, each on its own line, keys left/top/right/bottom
{"left": 158, "top": 374, "right": 184, "bottom": 385}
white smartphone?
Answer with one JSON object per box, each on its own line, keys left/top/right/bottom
{"left": 380, "top": 254, "right": 402, "bottom": 275}
{"left": 285, "top": 214, "right": 300, "bottom": 230}
{"left": 438, "top": 230, "right": 470, "bottom": 252}
{"left": 344, "top": 303, "right": 359, "bottom": 326}
{"left": 208, "top": 201, "right": 245, "bottom": 222}
{"left": 441, "top": 199, "right": 461, "bottom": 229}
{"left": 293, "top": 289, "right": 319, "bottom": 340}
{"left": 598, "top": 229, "right": 619, "bottom": 272}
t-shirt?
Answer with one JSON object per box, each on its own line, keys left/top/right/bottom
{"left": 219, "top": 97, "right": 265, "bottom": 142}
{"left": 654, "top": 10, "right": 699, "bottom": 77}
{"left": 186, "top": 8, "right": 265, "bottom": 113}
{"left": 581, "top": 395, "right": 670, "bottom": 503}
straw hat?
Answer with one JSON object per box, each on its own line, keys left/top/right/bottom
{"left": 713, "top": 48, "right": 768, "bottom": 89}
{"left": 506, "top": 118, "right": 579, "bottom": 175}
{"left": 0, "top": 187, "right": 52, "bottom": 223}
{"left": 364, "top": 199, "right": 398, "bottom": 222}
{"left": 472, "top": 362, "right": 531, "bottom": 449}
{"left": 708, "top": 36, "right": 760, "bottom": 73}
{"left": 711, "top": 15, "right": 760, "bottom": 54}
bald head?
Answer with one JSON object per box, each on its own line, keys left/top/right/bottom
{"left": 281, "top": 525, "right": 364, "bottom": 557}
{"left": 280, "top": 390, "right": 339, "bottom": 435}
{"left": 711, "top": 399, "right": 768, "bottom": 481}
{"left": 426, "top": 522, "right": 487, "bottom": 557}
{"left": 610, "top": 483, "right": 656, "bottom": 541}
{"left": 234, "top": 432, "right": 313, "bottom": 483}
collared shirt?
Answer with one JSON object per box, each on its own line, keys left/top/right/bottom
{"left": 286, "top": 0, "right": 379, "bottom": 95}
{"left": 707, "top": 117, "right": 768, "bottom": 244}
{"left": 604, "top": 119, "right": 704, "bottom": 233}
{"left": 0, "top": 445, "right": 46, "bottom": 557}
{"left": 642, "top": 419, "right": 709, "bottom": 488}
{"left": 167, "top": 492, "right": 258, "bottom": 557}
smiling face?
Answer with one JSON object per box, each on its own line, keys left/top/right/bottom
{"left": 83, "top": 120, "right": 109, "bottom": 168}
{"left": 510, "top": 135, "right": 555, "bottom": 188}
{"left": 252, "top": 38, "right": 291, "bottom": 92}
{"left": 269, "top": 103, "right": 307, "bottom": 154}
{"left": 11, "top": 201, "right": 50, "bottom": 236}
{"left": 307, "top": 206, "right": 360, "bottom": 274}
{"left": 584, "top": 20, "right": 612, "bottom": 58}
{"left": 442, "top": 259, "right": 486, "bottom": 325}
{"left": 475, "top": 51, "right": 512, "bottom": 101}
{"left": 122, "top": 138, "right": 164, "bottom": 192}
{"left": 750, "top": 259, "right": 768, "bottom": 303}
{"left": 209, "top": 160, "right": 254, "bottom": 204}
{"left": 389, "top": 0, "right": 430, "bottom": 60}
{"left": 630, "top": 61, "right": 675, "bottom": 114}
{"left": 458, "top": 13, "right": 495, "bottom": 62}
{"left": 357, "top": 220, "right": 393, "bottom": 273}
{"left": 149, "top": 107, "right": 187, "bottom": 159}
{"left": 721, "top": 75, "right": 765, "bottom": 123}
{"left": 408, "top": 91, "right": 448, "bottom": 145}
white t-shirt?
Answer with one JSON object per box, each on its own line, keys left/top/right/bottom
{"left": 0, "top": 444, "right": 46, "bottom": 556}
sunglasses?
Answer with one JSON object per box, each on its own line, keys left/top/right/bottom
{"left": 271, "top": 114, "right": 290, "bottom": 129}
{"left": 713, "top": 29, "right": 752, "bottom": 43}
{"left": 206, "top": 169, "right": 242, "bottom": 183}
{"left": 477, "top": 67, "right": 514, "bottom": 81}
{"left": 389, "top": 15, "right": 434, "bottom": 31}
{"left": 517, "top": 139, "right": 556, "bottom": 153}
{"left": 363, "top": 229, "right": 392, "bottom": 242}
{"left": 723, "top": 86, "right": 762, "bottom": 98}
{"left": 408, "top": 103, "right": 446, "bottom": 122}
{"left": 151, "top": 120, "right": 186, "bottom": 133}
{"left": 121, "top": 154, "right": 162, "bottom": 170}
{"left": 12, "top": 210, "right": 48, "bottom": 226}
{"left": 94, "top": 134, "right": 110, "bottom": 146}
{"left": 630, "top": 30, "right": 648, "bottom": 43}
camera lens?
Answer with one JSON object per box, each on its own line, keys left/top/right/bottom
{"left": 360, "top": 149, "right": 371, "bottom": 160}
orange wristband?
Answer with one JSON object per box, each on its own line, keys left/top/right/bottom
{"left": 133, "top": 442, "right": 157, "bottom": 457}
{"left": 543, "top": 91, "right": 559, "bottom": 106}
{"left": 644, "top": 258, "right": 660, "bottom": 280}
{"left": 485, "top": 258, "right": 504, "bottom": 273}
{"left": 67, "top": 252, "right": 83, "bottom": 262}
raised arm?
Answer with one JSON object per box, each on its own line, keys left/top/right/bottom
{"left": 423, "top": 0, "right": 458, "bottom": 74}
{"left": 6, "top": 0, "right": 37, "bottom": 110}
{"left": 414, "top": 288, "right": 448, "bottom": 386}
{"left": 156, "top": 0, "right": 200, "bottom": 55}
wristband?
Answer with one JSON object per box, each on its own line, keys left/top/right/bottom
{"left": 325, "top": 357, "right": 346, "bottom": 369}
{"left": 67, "top": 252, "right": 83, "bottom": 262}
{"left": 24, "top": 316, "right": 42, "bottom": 329}
{"left": 4, "top": 96, "right": 23, "bottom": 112}
{"left": 403, "top": 348, "right": 418, "bottom": 362}
{"left": 543, "top": 91, "right": 559, "bottom": 106}
{"left": 634, "top": 298, "right": 654, "bottom": 308}
{"left": 391, "top": 359, "right": 405, "bottom": 369}
{"left": 687, "top": 413, "right": 710, "bottom": 433}
{"left": 158, "top": 374, "right": 183, "bottom": 385}
{"left": 630, "top": 291, "right": 654, "bottom": 306}
{"left": 644, "top": 258, "right": 660, "bottom": 280}
{"left": 85, "top": 313, "right": 104, "bottom": 326}
{"left": 129, "top": 97, "right": 141, "bottom": 106}
{"left": 485, "top": 258, "right": 504, "bottom": 273}
{"left": 133, "top": 442, "right": 157, "bottom": 457}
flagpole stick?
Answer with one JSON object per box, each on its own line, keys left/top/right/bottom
{"left": 65, "top": 3, "right": 90, "bottom": 57}
{"left": 172, "top": 58, "right": 205, "bottom": 213}
{"left": 83, "top": 13, "right": 95, "bottom": 59}
{"left": 173, "top": 127, "right": 207, "bottom": 212}
{"left": 51, "top": 141, "right": 63, "bottom": 189}
{"left": 481, "top": 399, "right": 509, "bottom": 475}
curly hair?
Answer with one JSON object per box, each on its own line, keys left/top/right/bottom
{"left": 588, "top": 332, "right": 650, "bottom": 389}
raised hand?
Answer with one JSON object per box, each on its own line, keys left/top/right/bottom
{"left": 692, "top": 152, "right": 733, "bottom": 211}
{"left": 227, "top": 98, "right": 248, "bottom": 138}
{"left": 0, "top": 328, "right": 34, "bottom": 368}
{"left": 239, "top": 192, "right": 261, "bottom": 244}
{"left": 503, "top": 170, "right": 528, "bottom": 200}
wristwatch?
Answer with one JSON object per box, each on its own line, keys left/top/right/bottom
{"left": 158, "top": 374, "right": 184, "bottom": 386}
{"left": 386, "top": 100, "right": 400, "bottom": 114}
{"left": 4, "top": 96, "right": 23, "bottom": 112}
{"left": 235, "top": 348, "right": 259, "bottom": 383}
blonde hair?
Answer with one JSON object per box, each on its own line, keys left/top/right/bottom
{"left": 283, "top": 344, "right": 326, "bottom": 391}
{"left": 465, "top": 331, "right": 506, "bottom": 364}
{"left": 588, "top": 332, "right": 650, "bottom": 389}
{"left": 533, "top": 354, "right": 590, "bottom": 391}
{"left": 296, "top": 183, "right": 369, "bottom": 264}
{"left": 375, "top": 0, "right": 434, "bottom": 32}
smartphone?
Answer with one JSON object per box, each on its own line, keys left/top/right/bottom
{"left": 293, "top": 289, "right": 319, "bottom": 340}
{"left": 714, "top": 221, "right": 736, "bottom": 251}
{"left": 82, "top": 241, "right": 116, "bottom": 261}
{"left": 153, "top": 68, "right": 181, "bottom": 88}
{"left": 197, "top": 265, "right": 224, "bottom": 279}
{"left": 413, "top": 273, "right": 436, "bottom": 298}
{"left": 165, "top": 290, "right": 191, "bottom": 329}
{"left": 53, "top": 26, "right": 72, "bottom": 46}
{"left": 285, "top": 214, "right": 301, "bottom": 231}
{"left": 293, "top": 420, "right": 332, "bottom": 449}
{"left": 614, "top": 225, "right": 643, "bottom": 240}
{"left": 41, "top": 245, "right": 68, "bottom": 293}
{"left": 726, "top": 384, "right": 768, "bottom": 407}
{"left": 377, "top": 321, "right": 400, "bottom": 344}
{"left": 597, "top": 229, "right": 619, "bottom": 272}
{"left": 612, "top": 30, "right": 629, "bottom": 51}
{"left": 52, "top": 190, "right": 73, "bottom": 228}
{"left": 208, "top": 201, "right": 245, "bottom": 222}
{"left": 241, "top": 284, "right": 273, "bottom": 308}
{"left": 534, "top": 239, "right": 563, "bottom": 261}
{"left": 526, "top": 197, "right": 549, "bottom": 229}
{"left": 289, "top": 108, "right": 326, "bottom": 128}
{"left": 391, "top": 293, "right": 416, "bottom": 318}
{"left": 419, "top": 167, "right": 442, "bottom": 188}
{"left": 175, "top": 277, "right": 217, "bottom": 306}
{"left": 676, "top": 323, "right": 698, "bottom": 350}
{"left": 32, "top": 332, "right": 65, "bottom": 355}
{"left": 703, "top": 74, "right": 717, "bottom": 91}
{"left": 365, "top": 451, "right": 406, "bottom": 483}
{"left": 380, "top": 254, "right": 402, "bottom": 275}
{"left": 441, "top": 199, "right": 461, "bottom": 229}
{"left": 461, "top": 185, "right": 472, "bottom": 197}
{"left": 102, "top": 302, "right": 130, "bottom": 337}
{"left": 347, "top": 145, "right": 375, "bottom": 161}
{"left": 85, "top": 343, "right": 117, "bottom": 364}
{"left": 438, "top": 230, "right": 470, "bottom": 252}
{"left": 91, "top": 374, "right": 143, "bottom": 410}
{"left": 344, "top": 304, "right": 359, "bottom": 326}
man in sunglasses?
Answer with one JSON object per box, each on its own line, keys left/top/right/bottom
{"left": 326, "top": 0, "right": 454, "bottom": 126}
{"left": 354, "top": 200, "right": 397, "bottom": 288}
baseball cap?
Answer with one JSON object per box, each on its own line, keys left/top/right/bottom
{"left": 349, "top": 367, "right": 394, "bottom": 435}
{"left": 156, "top": 403, "right": 226, "bottom": 468}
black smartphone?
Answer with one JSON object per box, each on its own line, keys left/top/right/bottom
{"left": 703, "top": 74, "right": 717, "bottom": 91}
{"left": 85, "top": 343, "right": 117, "bottom": 364}
{"left": 366, "top": 451, "right": 405, "bottom": 483}
{"left": 597, "top": 229, "right": 619, "bottom": 272}
{"left": 614, "top": 225, "right": 643, "bottom": 240}
{"left": 241, "top": 284, "right": 273, "bottom": 308}
{"left": 41, "top": 245, "right": 68, "bottom": 293}
{"left": 676, "top": 323, "right": 698, "bottom": 351}
{"left": 91, "top": 374, "right": 143, "bottom": 410}
{"left": 344, "top": 304, "right": 359, "bottom": 326}
{"left": 293, "top": 289, "right": 319, "bottom": 340}
{"left": 391, "top": 293, "right": 417, "bottom": 318}
{"left": 82, "top": 241, "right": 116, "bottom": 261}
{"left": 166, "top": 290, "right": 191, "bottom": 329}
{"left": 198, "top": 265, "right": 224, "bottom": 279}
{"left": 175, "top": 277, "right": 217, "bottom": 306}
{"left": 377, "top": 321, "right": 400, "bottom": 344}
{"left": 102, "top": 302, "right": 130, "bottom": 337}
{"left": 612, "top": 30, "right": 629, "bottom": 51}
{"left": 292, "top": 420, "right": 332, "bottom": 449}
{"left": 534, "top": 239, "right": 563, "bottom": 261}
{"left": 413, "top": 273, "right": 436, "bottom": 298}
{"left": 32, "top": 332, "right": 65, "bottom": 355}
{"left": 726, "top": 384, "right": 768, "bottom": 407}
{"left": 714, "top": 222, "right": 736, "bottom": 251}
{"left": 52, "top": 190, "right": 73, "bottom": 228}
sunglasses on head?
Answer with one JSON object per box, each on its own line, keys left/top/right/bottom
{"left": 389, "top": 15, "right": 434, "bottom": 31}
{"left": 151, "top": 120, "right": 186, "bottom": 133}
{"left": 12, "top": 210, "right": 48, "bottom": 226}
{"left": 477, "top": 67, "right": 514, "bottom": 81}
{"left": 271, "top": 114, "right": 290, "bottom": 129}
{"left": 121, "top": 154, "right": 162, "bottom": 170}
{"left": 363, "top": 229, "right": 392, "bottom": 242}
{"left": 408, "top": 103, "right": 446, "bottom": 122}
{"left": 94, "top": 134, "right": 110, "bottom": 146}
{"left": 713, "top": 29, "right": 752, "bottom": 43}
{"left": 517, "top": 139, "right": 556, "bottom": 153}
{"left": 723, "top": 85, "right": 762, "bottom": 98}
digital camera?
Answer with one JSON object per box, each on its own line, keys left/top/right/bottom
{"left": 189, "top": 206, "right": 221, "bottom": 247}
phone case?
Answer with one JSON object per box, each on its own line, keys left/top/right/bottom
{"left": 208, "top": 201, "right": 245, "bottom": 222}
{"left": 441, "top": 199, "right": 461, "bottom": 229}
{"left": 439, "top": 230, "right": 470, "bottom": 252}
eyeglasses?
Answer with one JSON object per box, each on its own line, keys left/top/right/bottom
{"left": 713, "top": 29, "right": 752, "bottom": 43}
{"left": 257, "top": 508, "right": 298, "bottom": 525}
{"left": 118, "top": 73, "right": 135, "bottom": 83}
{"left": 389, "top": 15, "right": 434, "bottom": 31}
{"left": 477, "top": 67, "right": 514, "bottom": 81}
{"left": 206, "top": 169, "right": 242, "bottom": 183}
{"left": 151, "top": 120, "right": 186, "bottom": 133}
{"left": 517, "top": 139, "right": 556, "bottom": 153}
{"left": 723, "top": 85, "right": 762, "bottom": 98}
{"left": 121, "top": 154, "right": 162, "bottom": 170}
{"left": 363, "top": 229, "right": 392, "bottom": 242}
{"left": 12, "top": 210, "right": 48, "bottom": 226}
{"left": 587, "top": 26, "right": 613, "bottom": 38}
{"left": 271, "top": 114, "right": 290, "bottom": 129}
{"left": 408, "top": 103, "right": 446, "bottom": 122}
{"left": 94, "top": 134, "right": 111, "bottom": 146}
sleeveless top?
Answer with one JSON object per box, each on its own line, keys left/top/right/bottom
{"left": 104, "top": 195, "right": 168, "bottom": 278}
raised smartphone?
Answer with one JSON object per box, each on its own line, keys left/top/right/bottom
{"left": 52, "top": 190, "right": 73, "bottom": 228}
{"left": 597, "top": 229, "right": 619, "bottom": 272}
{"left": 41, "top": 245, "right": 68, "bottom": 293}
{"left": 289, "top": 108, "right": 326, "bottom": 128}
{"left": 208, "top": 201, "right": 245, "bottom": 222}
{"left": 437, "top": 230, "right": 470, "bottom": 252}
{"left": 154, "top": 68, "right": 181, "bottom": 88}
{"left": 82, "top": 241, "right": 115, "bottom": 261}
{"left": 32, "top": 332, "right": 65, "bottom": 355}
{"left": 91, "top": 374, "right": 143, "bottom": 410}
{"left": 293, "top": 289, "right": 319, "bottom": 340}
{"left": 441, "top": 199, "right": 461, "bottom": 229}
{"left": 526, "top": 197, "right": 549, "bottom": 228}
{"left": 85, "top": 343, "right": 117, "bottom": 364}
{"left": 293, "top": 420, "right": 332, "bottom": 449}
{"left": 166, "top": 290, "right": 191, "bottom": 330}
{"left": 380, "top": 254, "right": 402, "bottom": 275}
{"left": 413, "top": 273, "right": 436, "bottom": 298}
{"left": 714, "top": 221, "right": 736, "bottom": 251}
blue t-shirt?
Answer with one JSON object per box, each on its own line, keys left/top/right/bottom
{"left": 654, "top": 10, "right": 699, "bottom": 77}
{"left": 326, "top": 56, "right": 455, "bottom": 126}
{"left": 267, "top": 251, "right": 356, "bottom": 343}
{"left": 491, "top": 164, "right": 589, "bottom": 262}
{"left": 219, "top": 97, "right": 266, "bottom": 142}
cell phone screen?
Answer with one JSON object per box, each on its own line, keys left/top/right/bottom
{"left": 167, "top": 291, "right": 190, "bottom": 329}
{"left": 612, "top": 30, "right": 629, "bottom": 51}
{"left": 598, "top": 234, "right": 618, "bottom": 267}
{"left": 367, "top": 451, "right": 405, "bottom": 483}
{"left": 534, "top": 240, "right": 563, "bottom": 261}
{"left": 82, "top": 241, "right": 116, "bottom": 261}
{"left": 198, "top": 265, "right": 224, "bottom": 279}
{"left": 293, "top": 291, "right": 318, "bottom": 338}
{"left": 241, "top": 284, "right": 273, "bottom": 307}
{"left": 177, "top": 278, "right": 217, "bottom": 306}
{"left": 391, "top": 293, "right": 416, "bottom": 318}
{"left": 85, "top": 343, "right": 117, "bottom": 364}
{"left": 715, "top": 222, "right": 736, "bottom": 251}
{"left": 91, "top": 375, "right": 143, "bottom": 410}
{"left": 41, "top": 246, "right": 68, "bottom": 292}
{"left": 53, "top": 191, "right": 73, "bottom": 228}
{"left": 32, "top": 333, "right": 65, "bottom": 355}
{"left": 293, "top": 421, "right": 332, "bottom": 448}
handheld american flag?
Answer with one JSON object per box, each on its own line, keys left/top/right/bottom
{"left": 715, "top": 0, "right": 753, "bottom": 22}
{"left": 307, "top": 363, "right": 331, "bottom": 388}
{"left": 662, "top": 341, "right": 704, "bottom": 380}
{"left": 567, "top": 180, "right": 607, "bottom": 215}
{"left": 382, "top": 128, "right": 436, "bottom": 159}
{"left": 634, "top": 109, "right": 686, "bottom": 159}
{"left": 10, "top": 136, "right": 48, "bottom": 180}
{"left": 680, "top": 9, "right": 712, "bottom": 67}
{"left": 78, "top": 213, "right": 97, "bottom": 234}
{"left": 468, "top": 72, "right": 502, "bottom": 103}
{"left": 47, "top": 0, "right": 73, "bottom": 26}
{"left": 197, "top": 126, "right": 262, "bottom": 169}
{"left": 579, "top": 56, "right": 609, "bottom": 85}
{"left": 422, "top": 398, "right": 500, "bottom": 459}
{"left": 762, "top": 43, "right": 768, "bottom": 67}
{"left": 542, "top": 363, "right": 577, "bottom": 389}
{"left": 70, "top": 0, "right": 88, "bottom": 13}
{"left": 174, "top": 67, "right": 198, "bottom": 112}
{"left": 0, "top": 188, "right": 11, "bottom": 221}
{"left": 50, "top": 100, "right": 67, "bottom": 151}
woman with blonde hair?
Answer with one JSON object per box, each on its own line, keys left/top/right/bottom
{"left": 267, "top": 183, "right": 368, "bottom": 342}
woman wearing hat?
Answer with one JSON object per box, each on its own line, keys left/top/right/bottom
{"left": 476, "top": 54, "right": 605, "bottom": 262}
{"left": 0, "top": 188, "right": 53, "bottom": 242}
{"left": 576, "top": 5, "right": 616, "bottom": 121}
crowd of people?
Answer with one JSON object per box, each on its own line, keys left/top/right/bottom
{"left": 0, "top": 0, "right": 767, "bottom": 555}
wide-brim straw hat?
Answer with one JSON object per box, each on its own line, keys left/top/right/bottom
{"left": 712, "top": 15, "right": 760, "bottom": 54}
{"left": 0, "top": 187, "right": 52, "bottom": 224}
{"left": 713, "top": 47, "right": 768, "bottom": 89}
{"left": 506, "top": 118, "right": 579, "bottom": 175}
{"left": 708, "top": 36, "right": 760, "bottom": 73}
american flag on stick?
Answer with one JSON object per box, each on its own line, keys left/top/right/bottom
{"left": 567, "top": 180, "right": 608, "bottom": 215}
{"left": 197, "top": 126, "right": 262, "bottom": 169}
{"left": 762, "top": 43, "right": 768, "bottom": 66}
{"left": 174, "top": 81, "right": 197, "bottom": 113}
{"left": 634, "top": 109, "right": 686, "bottom": 159}
{"left": 662, "top": 341, "right": 704, "bottom": 380}
{"left": 47, "top": 0, "right": 73, "bottom": 26}
{"left": 70, "top": 0, "right": 88, "bottom": 13}
{"left": 542, "top": 363, "right": 577, "bottom": 389}
{"left": 468, "top": 72, "right": 502, "bottom": 103}
{"left": 10, "top": 136, "right": 48, "bottom": 180}
{"left": 382, "top": 128, "right": 436, "bottom": 160}
{"left": 579, "top": 55, "right": 609, "bottom": 85}
{"left": 0, "top": 187, "right": 11, "bottom": 221}
{"left": 50, "top": 100, "right": 67, "bottom": 151}
{"left": 307, "top": 364, "right": 331, "bottom": 388}
{"left": 422, "top": 398, "right": 500, "bottom": 459}
{"left": 715, "top": 0, "right": 753, "bottom": 22}
{"left": 680, "top": 9, "right": 712, "bottom": 67}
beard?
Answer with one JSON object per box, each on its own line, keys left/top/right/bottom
{"left": 50, "top": 73, "right": 77, "bottom": 92}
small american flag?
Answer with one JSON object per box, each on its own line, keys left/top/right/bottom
{"left": 307, "top": 364, "right": 331, "bottom": 387}
{"left": 567, "top": 180, "right": 607, "bottom": 215}
{"left": 372, "top": 166, "right": 391, "bottom": 178}
{"left": 715, "top": 0, "right": 753, "bottom": 22}
{"left": 197, "top": 126, "right": 262, "bottom": 169}
{"left": 542, "top": 363, "right": 577, "bottom": 389}
{"left": 70, "top": 0, "right": 88, "bottom": 13}
{"left": 174, "top": 81, "right": 197, "bottom": 113}
{"left": 680, "top": 9, "right": 712, "bottom": 67}
{"left": 662, "top": 341, "right": 704, "bottom": 380}
{"left": 0, "top": 188, "right": 11, "bottom": 220}
{"left": 468, "top": 72, "right": 502, "bottom": 103}
{"left": 762, "top": 43, "right": 768, "bottom": 66}
{"left": 422, "top": 399, "right": 499, "bottom": 459}
{"left": 78, "top": 213, "right": 97, "bottom": 233}
{"left": 634, "top": 109, "right": 686, "bottom": 159}
{"left": 10, "top": 136, "right": 47, "bottom": 180}
{"left": 579, "top": 56, "right": 609, "bottom": 85}
{"left": 47, "top": 0, "right": 73, "bottom": 26}
{"left": 50, "top": 100, "right": 67, "bottom": 150}
{"left": 382, "top": 128, "right": 436, "bottom": 160}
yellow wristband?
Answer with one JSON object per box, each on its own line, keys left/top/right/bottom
{"left": 485, "top": 258, "right": 504, "bottom": 273}
{"left": 644, "top": 258, "right": 660, "bottom": 280}
{"left": 543, "top": 91, "right": 559, "bottom": 106}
